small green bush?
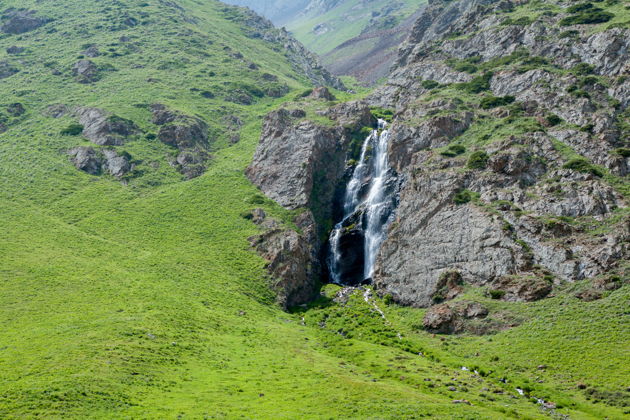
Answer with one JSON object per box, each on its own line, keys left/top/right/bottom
{"left": 559, "top": 29, "right": 580, "bottom": 38}
{"left": 455, "top": 72, "right": 493, "bottom": 94}
{"left": 467, "top": 151, "right": 489, "bottom": 169}
{"left": 454, "top": 189, "right": 477, "bottom": 205}
{"left": 545, "top": 114, "right": 563, "bottom": 126}
{"left": 571, "top": 63, "right": 595, "bottom": 76}
{"left": 502, "top": 16, "right": 533, "bottom": 25}
{"left": 560, "top": 8, "right": 614, "bottom": 26}
{"left": 612, "top": 148, "right": 630, "bottom": 158}
{"left": 370, "top": 107, "right": 394, "bottom": 123}
{"left": 421, "top": 80, "right": 440, "bottom": 90}
{"left": 563, "top": 158, "right": 604, "bottom": 177}
{"left": 440, "top": 144, "right": 466, "bottom": 157}
{"left": 60, "top": 123, "right": 84, "bottom": 136}
{"left": 489, "top": 289, "right": 506, "bottom": 300}
{"left": 480, "top": 95, "right": 515, "bottom": 109}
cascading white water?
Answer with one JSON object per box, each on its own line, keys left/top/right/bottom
{"left": 328, "top": 119, "right": 396, "bottom": 284}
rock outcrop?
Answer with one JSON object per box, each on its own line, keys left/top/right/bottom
{"left": 151, "top": 104, "right": 211, "bottom": 179}
{"left": 68, "top": 146, "right": 132, "bottom": 178}
{"left": 247, "top": 209, "right": 320, "bottom": 308}
{"left": 1, "top": 9, "right": 50, "bottom": 34}
{"left": 244, "top": 0, "right": 628, "bottom": 315}
{"left": 73, "top": 60, "right": 100, "bottom": 84}
{"left": 75, "top": 107, "right": 139, "bottom": 146}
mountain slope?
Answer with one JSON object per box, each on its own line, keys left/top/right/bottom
{"left": 0, "top": 0, "right": 584, "bottom": 418}
{"left": 286, "top": 0, "right": 424, "bottom": 56}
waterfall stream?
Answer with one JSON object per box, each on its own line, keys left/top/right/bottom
{"left": 327, "top": 119, "right": 397, "bottom": 285}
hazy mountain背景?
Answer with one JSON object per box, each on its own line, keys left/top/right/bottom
{"left": 223, "top": 0, "right": 428, "bottom": 84}
{"left": 1, "top": 0, "right": 629, "bottom": 419}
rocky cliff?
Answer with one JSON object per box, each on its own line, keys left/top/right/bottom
{"left": 247, "top": 0, "right": 629, "bottom": 310}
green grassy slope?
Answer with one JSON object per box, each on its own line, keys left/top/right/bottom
{"left": 1, "top": 0, "right": 628, "bottom": 418}
{"left": 286, "top": 0, "right": 425, "bottom": 55}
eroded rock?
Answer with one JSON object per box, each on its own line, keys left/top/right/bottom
{"left": 73, "top": 60, "right": 100, "bottom": 84}
{"left": 1, "top": 9, "right": 50, "bottom": 34}
{"left": 75, "top": 107, "right": 139, "bottom": 146}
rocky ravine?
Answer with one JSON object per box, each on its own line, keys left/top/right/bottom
{"left": 247, "top": 0, "right": 628, "bottom": 316}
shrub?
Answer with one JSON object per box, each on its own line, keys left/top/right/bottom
{"left": 480, "top": 95, "right": 515, "bottom": 109}
{"left": 60, "top": 123, "right": 84, "bottom": 136}
{"left": 370, "top": 107, "right": 394, "bottom": 123}
{"left": 545, "top": 114, "right": 563, "bottom": 126}
{"left": 453, "top": 62, "right": 478, "bottom": 73}
{"left": 563, "top": 157, "right": 604, "bottom": 177}
{"left": 421, "top": 79, "right": 440, "bottom": 90}
{"left": 560, "top": 8, "right": 614, "bottom": 26}
{"left": 612, "top": 147, "right": 630, "bottom": 158}
{"left": 467, "top": 151, "right": 489, "bottom": 169}
{"left": 454, "top": 190, "right": 476, "bottom": 205}
{"left": 440, "top": 144, "right": 466, "bottom": 157}
{"left": 502, "top": 16, "right": 533, "bottom": 25}
{"left": 567, "top": 3, "right": 595, "bottom": 13}
{"left": 489, "top": 289, "right": 506, "bottom": 300}
{"left": 571, "top": 63, "right": 595, "bottom": 76}
{"left": 559, "top": 29, "right": 580, "bottom": 38}
{"left": 455, "top": 72, "right": 493, "bottom": 94}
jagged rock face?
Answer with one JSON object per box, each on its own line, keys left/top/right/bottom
{"left": 247, "top": 103, "right": 373, "bottom": 212}
{"left": 388, "top": 112, "right": 474, "bottom": 171}
{"left": 309, "top": 86, "right": 336, "bottom": 101}
{"left": 245, "top": 0, "right": 628, "bottom": 311}
{"left": 248, "top": 210, "right": 321, "bottom": 308}
{"left": 68, "top": 147, "right": 103, "bottom": 175}
{"left": 1, "top": 9, "right": 50, "bottom": 34}
{"left": 76, "top": 107, "right": 139, "bottom": 146}
{"left": 247, "top": 109, "right": 345, "bottom": 210}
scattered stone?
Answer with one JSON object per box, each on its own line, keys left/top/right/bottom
{"left": 1, "top": 9, "right": 50, "bottom": 34}
{"left": 44, "top": 104, "right": 68, "bottom": 118}
{"left": 73, "top": 59, "right": 100, "bottom": 84}
{"left": 452, "top": 399, "right": 471, "bottom": 405}
{"left": 575, "top": 289, "right": 602, "bottom": 302}
{"left": 6, "top": 46, "right": 24, "bottom": 54}
{"left": 7, "top": 103, "right": 25, "bottom": 117}
{"left": 83, "top": 45, "right": 100, "bottom": 58}
{"left": 0, "top": 61, "right": 18, "bottom": 79}
{"left": 102, "top": 149, "right": 131, "bottom": 178}
{"left": 491, "top": 276, "right": 553, "bottom": 302}
{"left": 68, "top": 146, "right": 102, "bottom": 175}
{"left": 309, "top": 86, "right": 336, "bottom": 101}
{"left": 423, "top": 304, "right": 455, "bottom": 334}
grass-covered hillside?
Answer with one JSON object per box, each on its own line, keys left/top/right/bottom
{"left": 1, "top": 0, "right": 628, "bottom": 419}
{"left": 285, "top": 0, "right": 425, "bottom": 55}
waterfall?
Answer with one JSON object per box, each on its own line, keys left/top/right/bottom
{"left": 327, "top": 119, "right": 397, "bottom": 285}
